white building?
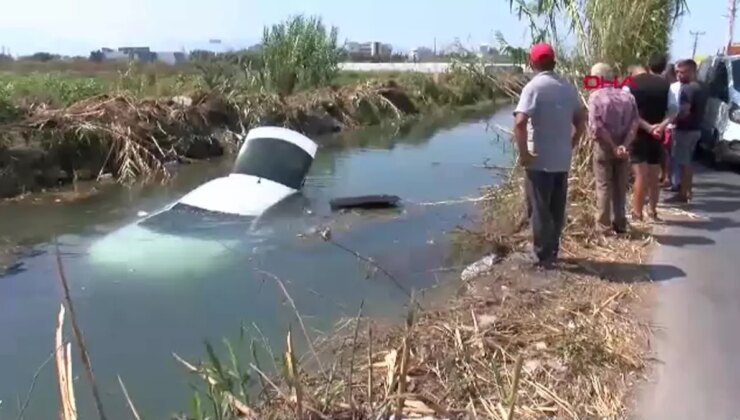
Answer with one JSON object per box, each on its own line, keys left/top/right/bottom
{"left": 410, "top": 47, "right": 435, "bottom": 62}
{"left": 345, "top": 42, "right": 363, "bottom": 55}
{"left": 155, "top": 52, "right": 188, "bottom": 65}
{"left": 101, "top": 48, "right": 129, "bottom": 62}
{"left": 344, "top": 41, "right": 392, "bottom": 58}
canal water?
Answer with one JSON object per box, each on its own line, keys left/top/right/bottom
{"left": 0, "top": 104, "right": 513, "bottom": 419}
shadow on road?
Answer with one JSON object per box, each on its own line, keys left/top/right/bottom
{"left": 560, "top": 258, "right": 686, "bottom": 283}
{"left": 652, "top": 234, "right": 716, "bottom": 247}
{"left": 687, "top": 199, "right": 740, "bottom": 213}
{"left": 661, "top": 216, "right": 740, "bottom": 231}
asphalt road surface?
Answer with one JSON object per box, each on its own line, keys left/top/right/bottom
{"left": 639, "top": 165, "right": 740, "bottom": 419}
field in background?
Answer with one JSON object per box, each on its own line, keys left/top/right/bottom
{"left": 0, "top": 62, "right": 433, "bottom": 109}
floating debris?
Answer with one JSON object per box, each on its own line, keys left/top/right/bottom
{"left": 329, "top": 195, "right": 401, "bottom": 211}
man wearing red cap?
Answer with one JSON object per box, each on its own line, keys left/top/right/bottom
{"left": 513, "top": 42, "right": 586, "bottom": 267}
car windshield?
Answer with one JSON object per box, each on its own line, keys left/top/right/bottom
{"left": 232, "top": 137, "right": 314, "bottom": 190}
{"left": 732, "top": 60, "right": 740, "bottom": 92}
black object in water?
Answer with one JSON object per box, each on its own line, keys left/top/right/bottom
{"left": 329, "top": 195, "right": 401, "bottom": 211}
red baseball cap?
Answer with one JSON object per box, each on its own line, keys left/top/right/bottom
{"left": 529, "top": 43, "right": 555, "bottom": 65}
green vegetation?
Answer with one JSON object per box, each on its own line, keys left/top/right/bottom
{"left": 260, "top": 15, "right": 341, "bottom": 94}
{"left": 0, "top": 62, "right": 201, "bottom": 109}
{"left": 505, "top": 0, "right": 688, "bottom": 71}
{"left": 0, "top": 14, "right": 512, "bottom": 197}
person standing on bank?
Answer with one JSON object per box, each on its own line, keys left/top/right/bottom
{"left": 669, "top": 59, "right": 708, "bottom": 203}
{"left": 587, "top": 63, "right": 640, "bottom": 234}
{"left": 513, "top": 43, "right": 586, "bottom": 267}
{"left": 661, "top": 63, "right": 682, "bottom": 190}
{"left": 624, "top": 54, "right": 675, "bottom": 221}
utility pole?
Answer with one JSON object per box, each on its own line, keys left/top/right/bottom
{"left": 690, "top": 31, "right": 706, "bottom": 58}
{"left": 728, "top": 0, "right": 738, "bottom": 52}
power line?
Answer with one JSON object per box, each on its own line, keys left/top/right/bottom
{"left": 690, "top": 30, "right": 706, "bottom": 58}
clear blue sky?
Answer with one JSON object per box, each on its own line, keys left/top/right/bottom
{"left": 0, "top": 0, "right": 731, "bottom": 60}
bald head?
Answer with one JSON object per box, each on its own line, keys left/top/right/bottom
{"left": 590, "top": 62, "right": 614, "bottom": 80}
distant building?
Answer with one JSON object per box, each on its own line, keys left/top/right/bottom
{"left": 344, "top": 41, "right": 392, "bottom": 59}
{"left": 118, "top": 47, "right": 155, "bottom": 62}
{"left": 95, "top": 46, "right": 181, "bottom": 63}
{"left": 442, "top": 43, "right": 468, "bottom": 56}
{"left": 154, "top": 52, "right": 188, "bottom": 65}
{"left": 410, "top": 47, "right": 435, "bottom": 62}
{"left": 100, "top": 48, "right": 129, "bottom": 62}
{"left": 476, "top": 44, "right": 502, "bottom": 60}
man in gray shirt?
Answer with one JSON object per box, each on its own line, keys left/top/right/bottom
{"left": 514, "top": 43, "right": 585, "bottom": 267}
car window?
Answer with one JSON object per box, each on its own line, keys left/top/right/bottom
{"left": 232, "top": 137, "right": 314, "bottom": 190}
{"left": 732, "top": 60, "right": 740, "bottom": 93}
{"left": 708, "top": 60, "right": 730, "bottom": 102}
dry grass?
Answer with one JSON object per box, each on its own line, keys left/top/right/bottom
{"left": 15, "top": 92, "right": 238, "bottom": 184}
{"left": 1, "top": 70, "right": 512, "bottom": 194}
{"left": 181, "top": 231, "right": 653, "bottom": 419}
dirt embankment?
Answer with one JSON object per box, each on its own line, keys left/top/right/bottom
{"left": 0, "top": 72, "right": 523, "bottom": 199}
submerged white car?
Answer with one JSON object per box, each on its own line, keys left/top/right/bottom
{"left": 88, "top": 126, "right": 317, "bottom": 277}
{"left": 696, "top": 55, "right": 740, "bottom": 165}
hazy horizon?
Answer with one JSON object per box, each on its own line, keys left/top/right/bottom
{"left": 0, "top": 0, "right": 733, "bottom": 60}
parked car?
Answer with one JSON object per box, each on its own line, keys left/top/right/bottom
{"left": 695, "top": 54, "right": 740, "bottom": 165}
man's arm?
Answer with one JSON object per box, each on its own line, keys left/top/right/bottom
{"left": 594, "top": 127, "right": 616, "bottom": 149}
{"left": 572, "top": 103, "right": 586, "bottom": 149}
{"left": 638, "top": 118, "right": 655, "bottom": 132}
{"left": 513, "top": 112, "right": 531, "bottom": 157}
{"left": 623, "top": 99, "right": 640, "bottom": 149}
{"left": 653, "top": 88, "right": 679, "bottom": 134}
{"left": 623, "top": 118, "right": 640, "bottom": 149}
{"left": 513, "top": 85, "right": 537, "bottom": 166}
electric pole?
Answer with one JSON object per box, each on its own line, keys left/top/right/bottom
{"left": 728, "top": 0, "right": 738, "bottom": 52}
{"left": 690, "top": 31, "right": 706, "bottom": 58}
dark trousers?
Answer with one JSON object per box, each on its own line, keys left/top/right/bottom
{"left": 525, "top": 170, "right": 568, "bottom": 262}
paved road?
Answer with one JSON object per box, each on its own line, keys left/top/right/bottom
{"left": 639, "top": 166, "right": 740, "bottom": 419}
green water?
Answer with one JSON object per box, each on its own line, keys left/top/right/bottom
{"left": 0, "top": 104, "right": 514, "bottom": 419}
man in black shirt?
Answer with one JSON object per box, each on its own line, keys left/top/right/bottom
{"left": 626, "top": 54, "right": 675, "bottom": 221}
{"left": 671, "top": 59, "right": 708, "bottom": 203}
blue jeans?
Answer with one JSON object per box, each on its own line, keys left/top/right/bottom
{"left": 671, "top": 158, "right": 681, "bottom": 187}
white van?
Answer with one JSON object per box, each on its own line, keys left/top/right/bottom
{"left": 695, "top": 55, "right": 740, "bottom": 165}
